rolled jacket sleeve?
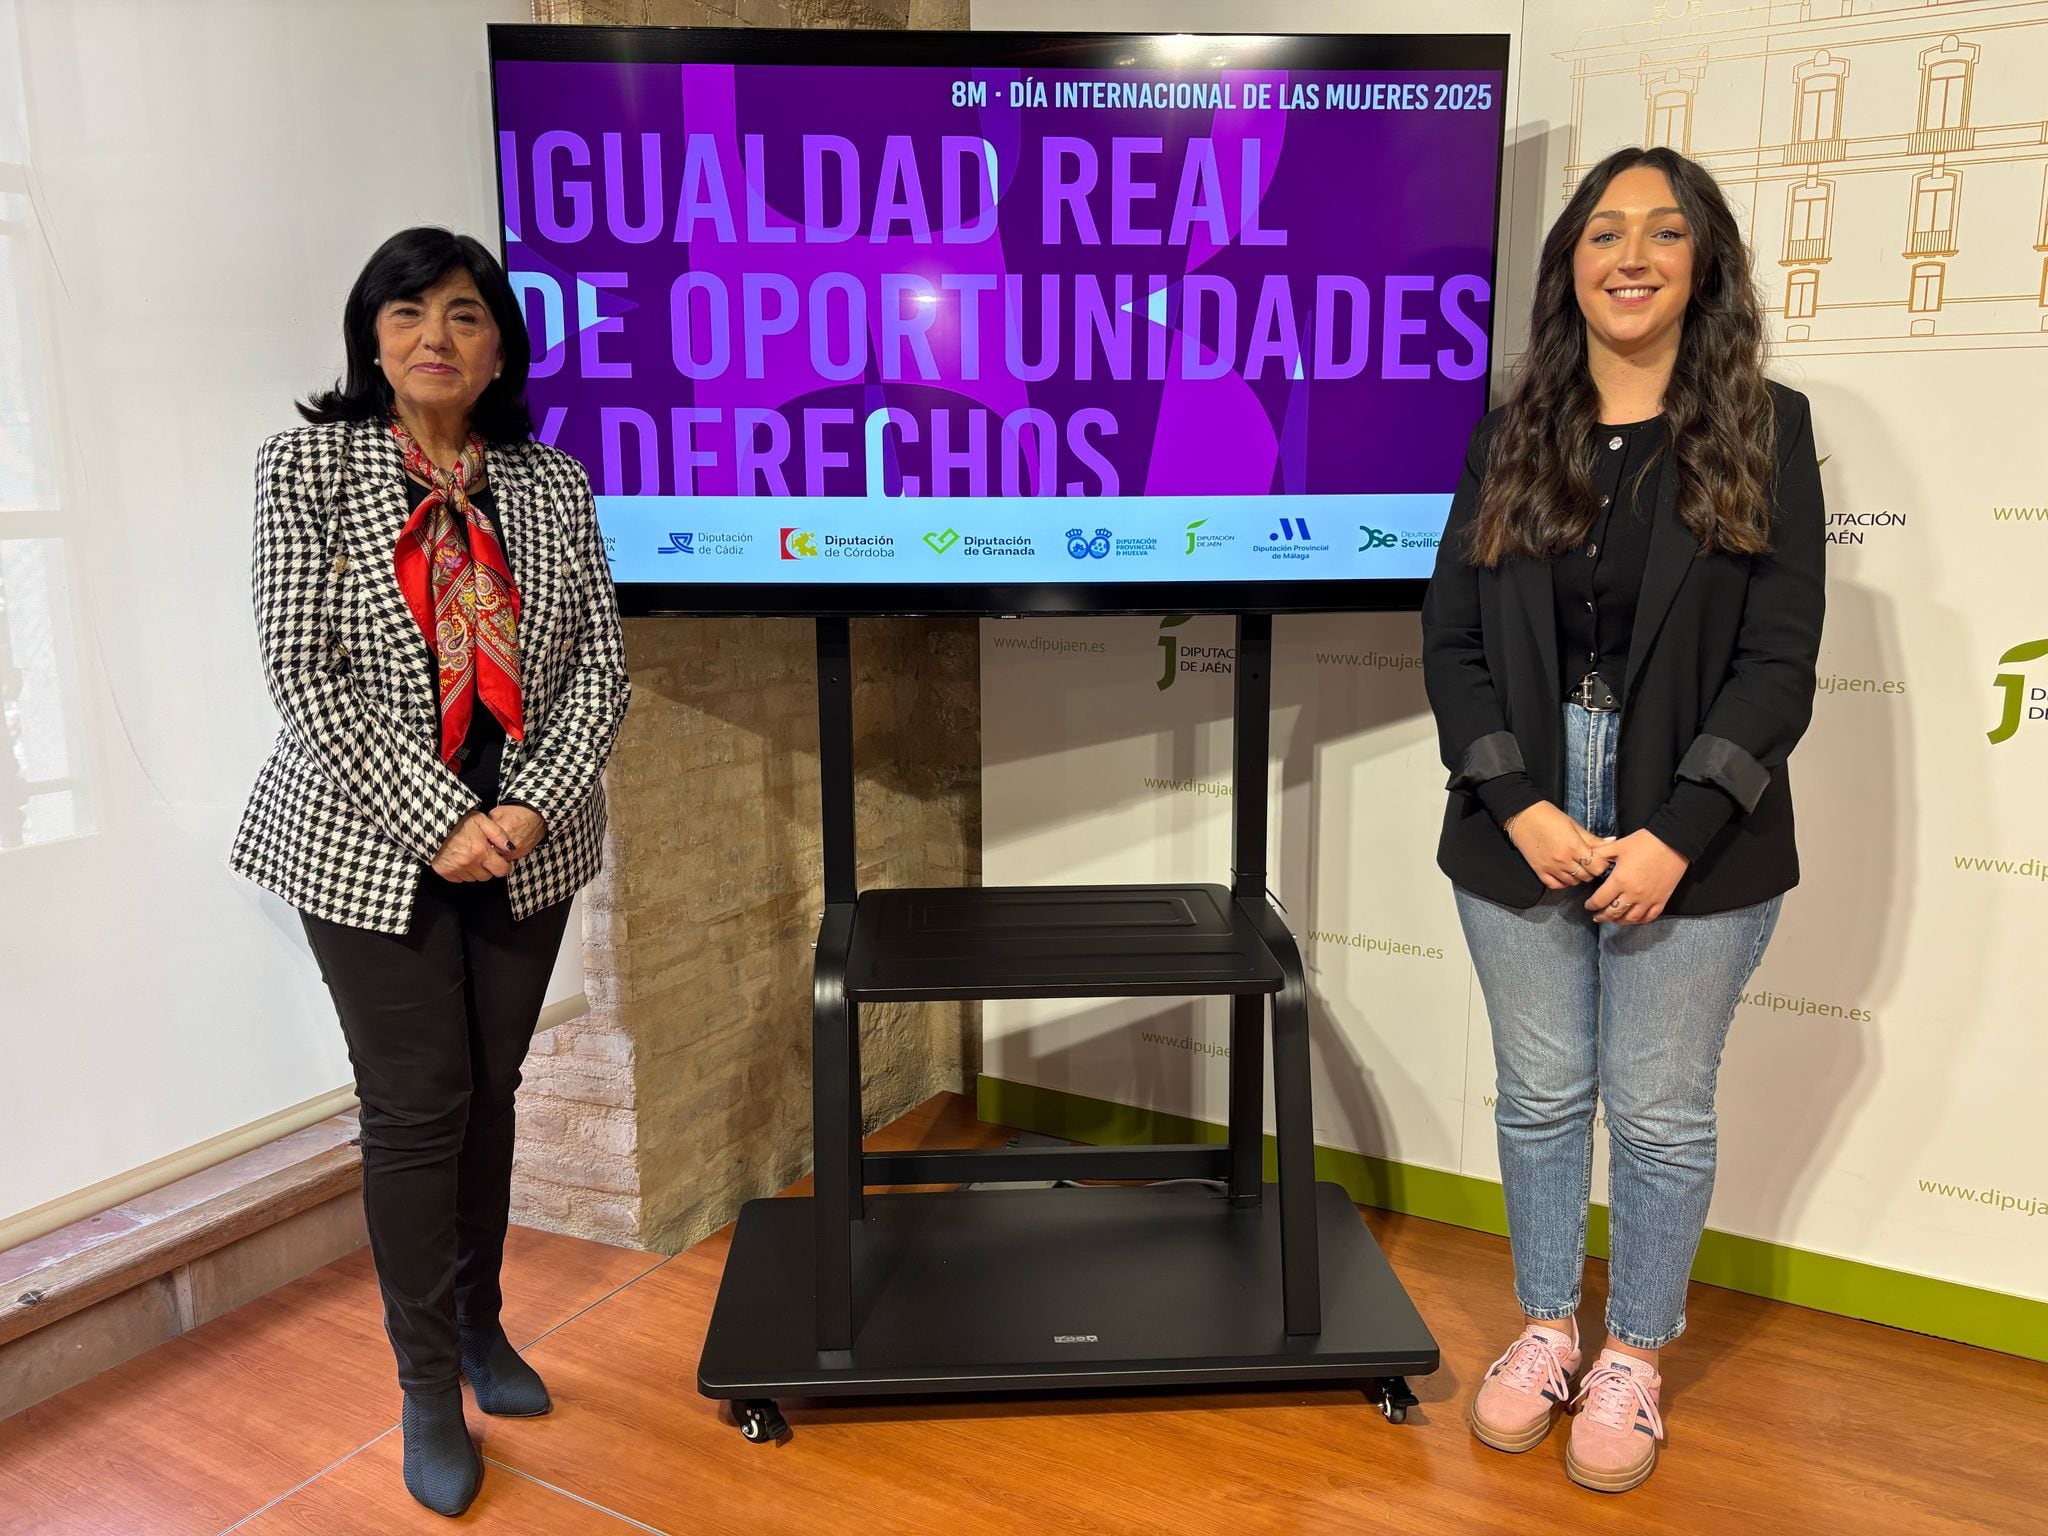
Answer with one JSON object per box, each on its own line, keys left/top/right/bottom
{"left": 1673, "top": 390, "right": 1827, "bottom": 815}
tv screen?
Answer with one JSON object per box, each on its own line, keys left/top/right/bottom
{"left": 488, "top": 27, "right": 1508, "bottom": 617}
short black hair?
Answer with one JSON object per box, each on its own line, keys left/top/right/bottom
{"left": 298, "top": 227, "right": 534, "bottom": 443}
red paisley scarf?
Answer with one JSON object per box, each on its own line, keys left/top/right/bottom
{"left": 389, "top": 419, "right": 524, "bottom": 763}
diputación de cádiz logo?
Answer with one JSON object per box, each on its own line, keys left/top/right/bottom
{"left": 661, "top": 531, "right": 752, "bottom": 557}
{"left": 1988, "top": 639, "right": 2048, "bottom": 744}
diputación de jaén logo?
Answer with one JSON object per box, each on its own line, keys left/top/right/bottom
{"left": 1988, "top": 638, "right": 2048, "bottom": 744}
{"left": 1155, "top": 615, "right": 1234, "bottom": 691}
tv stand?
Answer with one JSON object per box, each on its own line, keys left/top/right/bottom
{"left": 697, "top": 614, "right": 1439, "bottom": 1438}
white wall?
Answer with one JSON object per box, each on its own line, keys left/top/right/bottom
{"left": 977, "top": 0, "right": 2048, "bottom": 1314}
{"left": 0, "top": 0, "right": 582, "bottom": 1227}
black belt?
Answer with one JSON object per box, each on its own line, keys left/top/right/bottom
{"left": 1570, "top": 671, "right": 1621, "bottom": 713}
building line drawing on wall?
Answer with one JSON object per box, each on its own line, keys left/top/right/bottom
{"left": 1555, "top": 0, "right": 2048, "bottom": 356}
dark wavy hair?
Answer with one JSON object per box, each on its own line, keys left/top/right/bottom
{"left": 298, "top": 227, "right": 534, "bottom": 443}
{"left": 1468, "top": 146, "right": 1774, "bottom": 568}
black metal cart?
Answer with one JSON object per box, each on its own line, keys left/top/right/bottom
{"left": 698, "top": 615, "right": 1438, "bottom": 1442}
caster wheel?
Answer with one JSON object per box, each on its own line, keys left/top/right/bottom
{"left": 1372, "top": 1376, "right": 1419, "bottom": 1425}
{"left": 732, "top": 1398, "right": 789, "bottom": 1444}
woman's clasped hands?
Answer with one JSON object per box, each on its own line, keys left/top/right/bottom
{"left": 431, "top": 805, "right": 546, "bottom": 882}
{"left": 1503, "top": 802, "right": 1689, "bottom": 925}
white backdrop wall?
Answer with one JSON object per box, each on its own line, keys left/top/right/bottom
{"left": 977, "top": 0, "right": 2048, "bottom": 1348}
{"left": 0, "top": 0, "right": 584, "bottom": 1230}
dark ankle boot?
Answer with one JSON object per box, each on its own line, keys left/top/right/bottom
{"left": 400, "top": 1385, "right": 483, "bottom": 1517}
{"left": 459, "top": 1323, "right": 552, "bottom": 1417}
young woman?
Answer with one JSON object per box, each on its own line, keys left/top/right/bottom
{"left": 1421, "top": 146, "right": 1825, "bottom": 1493}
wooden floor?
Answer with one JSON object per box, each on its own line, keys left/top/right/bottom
{"left": 1, "top": 1094, "right": 2042, "bottom": 1536}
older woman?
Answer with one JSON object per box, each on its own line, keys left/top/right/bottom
{"left": 232, "top": 227, "right": 629, "bottom": 1517}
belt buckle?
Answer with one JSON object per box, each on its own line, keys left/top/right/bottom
{"left": 1574, "top": 673, "right": 1616, "bottom": 713}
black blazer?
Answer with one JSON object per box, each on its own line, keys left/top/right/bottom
{"left": 1421, "top": 381, "right": 1825, "bottom": 916}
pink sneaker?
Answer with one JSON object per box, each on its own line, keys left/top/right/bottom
{"left": 1468, "top": 1319, "right": 1582, "bottom": 1452}
{"left": 1566, "top": 1349, "right": 1665, "bottom": 1492}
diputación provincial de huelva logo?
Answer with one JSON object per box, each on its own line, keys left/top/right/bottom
{"left": 1156, "top": 615, "right": 1234, "bottom": 691}
{"left": 1067, "top": 527, "right": 1112, "bottom": 560}
{"left": 1988, "top": 638, "right": 2048, "bottom": 744}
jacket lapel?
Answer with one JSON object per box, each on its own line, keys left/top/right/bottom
{"left": 334, "top": 425, "right": 564, "bottom": 741}
{"left": 336, "top": 421, "right": 438, "bottom": 729}
{"left": 485, "top": 441, "right": 559, "bottom": 702}
{"left": 1624, "top": 455, "right": 1700, "bottom": 702}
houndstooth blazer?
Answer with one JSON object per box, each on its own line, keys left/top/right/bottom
{"left": 231, "top": 418, "right": 631, "bottom": 934}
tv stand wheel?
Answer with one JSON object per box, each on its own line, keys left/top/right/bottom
{"left": 1373, "top": 1377, "right": 1419, "bottom": 1424}
{"left": 729, "top": 1398, "right": 789, "bottom": 1444}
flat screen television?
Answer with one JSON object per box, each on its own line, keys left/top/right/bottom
{"left": 488, "top": 26, "right": 1509, "bottom": 617}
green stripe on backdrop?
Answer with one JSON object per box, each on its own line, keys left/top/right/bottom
{"left": 977, "top": 1075, "right": 2048, "bottom": 1364}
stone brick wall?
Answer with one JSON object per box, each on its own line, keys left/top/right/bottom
{"left": 506, "top": 4, "right": 980, "bottom": 1255}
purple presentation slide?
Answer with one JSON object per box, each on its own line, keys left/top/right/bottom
{"left": 492, "top": 52, "right": 1506, "bottom": 589}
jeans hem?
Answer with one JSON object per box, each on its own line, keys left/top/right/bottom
{"left": 1605, "top": 1314, "right": 1687, "bottom": 1351}
{"left": 1515, "top": 1299, "right": 1582, "bottom": 1323}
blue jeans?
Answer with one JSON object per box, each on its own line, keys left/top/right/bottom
{"left": 1454, "top": 703, "right": 1781, "bottom": 1349}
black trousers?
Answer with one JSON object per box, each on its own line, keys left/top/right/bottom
{"left": 301, "top": 877, "right": 573, "bottom": 1393}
